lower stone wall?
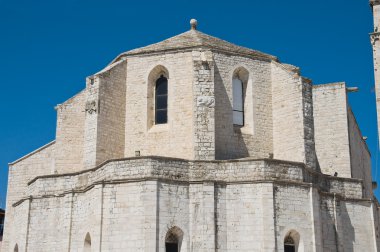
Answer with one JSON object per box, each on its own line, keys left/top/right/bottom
{"left": 5, "top": 181, "right": 378, "bottom": 251}
{"left": 27, "top": 196, "right": 71, "bottom": 251}
{"left": 274, "top": 184, "right": 319, "bottom": 251}
{"left": 4, "top": 158, "right": 378, "bottom": 252}
{"left": 222, "top": 183, "right": 275, "bottom": 251}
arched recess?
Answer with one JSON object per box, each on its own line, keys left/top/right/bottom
{"left": 83, "top": 232, "right": 91, "bottom": 252}
{"left": 14, "top": 244, "right": 19, "bottom": 252}
{"left": 147, "top": 65, "right": 170, "bottom": 128}
{"left": 165, "top": 226, "right": 184, "bottom": 252}
{"left": 232, "top": 66, "right": 253, "bottom": 133}
{"left": 284, "top": 230, "right": 303, "bottom": 252}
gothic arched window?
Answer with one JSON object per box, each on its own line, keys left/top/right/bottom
{"left": 165, "top": 226, "right": 183, "bottom": 252}
{"left": 14, "top": 244, "right": 19, "bottom": 252}
{"left": 155, "top": 75, "right": 168, "bottom": 124}
{"left": 284, "top": 235, "right": 296, "bottom": 252}
{"left": 165, "top": 232, "right": 179, "bottom": 252}
{"left": 233, "top": 77, "right": 244, "bottom": 126}
{"left": 84, "top": 233, "right": 91, "bottom": 252}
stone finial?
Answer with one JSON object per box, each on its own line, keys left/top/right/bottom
{"left": 190, "top": 19, "right": 198, "bottom": 30}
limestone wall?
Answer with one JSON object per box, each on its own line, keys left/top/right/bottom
{"left": 124, "top": 52, "right": 194, "bottom": 160}
{"left": 301, "top": 78, "right": 318, "bottom": 169}
{"left": 320, "top": 195, "right": 378, "bottom": 251}
{"left": 192, "top": 51, "right": 215, "bottom": 160}
{"left": 371, "top": 3, "right": 380, "bottom": 140}
{"left": 5, "top": 156, "right": 374, "bottom": 251}
{"left": 338, "top": 201, "right": 377, "bottom": 251}
{"left": 159, "top": 182, "right": 189, "bottom": 251}
{"left": 27, "top": 196, "right": 71, "bottom": 251}
{"left": 213, "top": 53, "right": 273, "bottom": 160}
{"left": 55, "top": 90, "right": 86, "bottom": 173}
{"left": 70, "top": 187, "right": 102, "bottom": 251}
{"left": 347, "top": 107, "right": 372, "bottom": 198}
{"left": 313, "top": 83, "right": 351, "bottom": 177}
{"left": 271, "top": 63, "right": 307, "bottom": 165}
{"left": 2, "top": 141, "right": 55, "bottom": 252}
{"left": 274, "top": 185, "right": 321, "bottom": 251}
{"left": 373, "top": 201, "right": 380, "bottom": 249}
{"left": 95, "top": 61, "right": 127, "bottom": 164}
{"left": 221, "top": 183, "right": 275, "bottom": 251}
{"left": 83, "top": 60, "right": 127, "bottom": 168}
{"left": 5, "top": 162, "right": 376, "bottom": 251}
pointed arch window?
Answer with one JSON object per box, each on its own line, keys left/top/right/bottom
{"left": 284, "top": 235, "right": 296, "bottom": 252}
{"left": 165, "top": 232, "right": 179, "bottom": 252}
{"left": 233, "top": 77, "right": 244, "bottom": 126}
{"left": 165, "top": 226, "right": 183, "bottom": 252}
{"left": 84, "top": 233, "right": 91, "bottom": 252}
{"left": 155, "top": 75, "right": 168, "bottom": 124}
{"left": 14, "top": 244, "right": 19, "bottom": 252}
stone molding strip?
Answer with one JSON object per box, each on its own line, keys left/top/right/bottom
{"left": 27, "top": 156, "right": 362, "bottom": 185}
{"left": 13, "top": 177, "right": 370, "bottom": 208}
{"left": 21, "top": 156, "right": 364, "bottom": 205}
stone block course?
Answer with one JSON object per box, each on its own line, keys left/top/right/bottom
{"left": 3, "top": 21, "right": 378, "bottom": 251}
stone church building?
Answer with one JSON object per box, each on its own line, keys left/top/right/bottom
{"left": 3, "top": 1, "right": 380, "bottom": 251}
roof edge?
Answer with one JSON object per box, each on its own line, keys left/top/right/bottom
{"left": 9, "top": 140, "right": 56, "bottom": 166}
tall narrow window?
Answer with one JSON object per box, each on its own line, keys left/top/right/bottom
{"left": 84, "top": 233, "right": 91, "bottom": 252}
{"left": 155, "top": 75, "right": 168, "bottom": 124}
{"left": 284, "top": 236, "right": 296, "bottom": 252}
{"left": 14, "top": 244, "right": 19, "bottom": 252}
{"left": 233, "top": 77, "right": 244, "bottom": 126}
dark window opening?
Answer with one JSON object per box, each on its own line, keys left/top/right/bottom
{"left": 284, "top": 245, "right": 295, "bottom": 252}
{"left": 284, "top": 236, "right": 295, "bottom": 252}
{"left": 165, "top": 242, "right": 178, "bottom": 252}
{"left": 155, "top": 75, "right": 168, "bottom": 124}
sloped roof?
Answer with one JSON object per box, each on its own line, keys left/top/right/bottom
{"left": 112, "top": 28, "right": 277, "bottom": 63}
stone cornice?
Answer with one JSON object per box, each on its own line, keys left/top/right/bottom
{"left": 12, "top": 156, "right": 364, "bottom": 208}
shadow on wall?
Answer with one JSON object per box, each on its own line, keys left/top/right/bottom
{"left": 338, "top": 201, "right": 355, "bottom": 252}
{"left": 320, "top": 198, "right": 356, "bottom": 251}
{"left": 214, "top": 63, "right": 249, "bottom": 160}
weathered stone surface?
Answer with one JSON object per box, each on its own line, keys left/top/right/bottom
{"left": 2, "top": 19, "right": 379, "bottom": 252}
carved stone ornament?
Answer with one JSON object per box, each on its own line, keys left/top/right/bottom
{"left": 371, "top": 32, "right": 380, "bottom": 45}
{"left": 197, "top": 96, "right": 215, "bottom": 108}
{"left": 85, "top": 100, "right": 98, "bottom": 114}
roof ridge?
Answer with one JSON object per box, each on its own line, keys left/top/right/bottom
{"left": 110, "top": 28, "right": 277, "bottom": 64}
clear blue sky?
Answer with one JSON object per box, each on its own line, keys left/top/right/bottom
{"left": 0, "top": 0, "right": 378, "bottom": 207}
